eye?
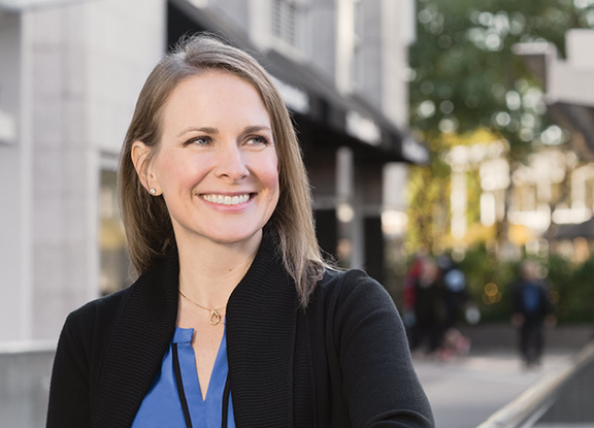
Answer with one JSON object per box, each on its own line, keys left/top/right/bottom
{"left": 184, "top": 136, "right": 211, "bottom": 146}
{"left": 247, "top": 135, "right": 270, "bottom": 145}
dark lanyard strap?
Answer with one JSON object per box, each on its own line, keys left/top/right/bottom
{"left": 172, "top": 343, "right": 194, "bottom": 428}
{"left": 172, "top": 342, "right": 231, "bottom": 428}
{"left": 221, "top": 374, "right": 231, "bottom": 428}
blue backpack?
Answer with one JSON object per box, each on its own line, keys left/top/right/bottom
{"left": 522, "top": 283, "right": 542, "bottom": 314}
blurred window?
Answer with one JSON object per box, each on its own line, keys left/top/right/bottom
{"left": 271, "top": 0, "right": 307, "bottom": 52}
{"left": 99, "top": 169, "right": 132, "bottom": 296}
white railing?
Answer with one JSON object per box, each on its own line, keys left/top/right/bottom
{"left": 476, "top": 341, "right": 594, "bottom": 428}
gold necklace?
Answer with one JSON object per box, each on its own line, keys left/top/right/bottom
{"left": 178, "top": 290, "right": 226, "bottom": 326}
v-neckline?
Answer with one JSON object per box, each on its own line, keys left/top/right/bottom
{"left": 173, "top": 325, "right": 228, "bottom": 402}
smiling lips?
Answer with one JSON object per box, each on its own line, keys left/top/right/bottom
{"left": 200, "top": 193, "right": 252, "bottom": 206}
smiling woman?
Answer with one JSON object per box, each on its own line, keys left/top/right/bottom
{"left": 46, "top": 35, "right": 434, "bottom": 428}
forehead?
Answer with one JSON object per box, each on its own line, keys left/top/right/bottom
{"left": 161, "top": 70, "right": 272, "bottom": 133}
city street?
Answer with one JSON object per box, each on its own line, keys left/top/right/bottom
{"left": 413, "top": 350, "right": 574, "bottom": 428}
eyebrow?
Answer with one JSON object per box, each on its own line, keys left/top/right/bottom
{"left": 176, "top": 125, "right": 272, "bottom": 138}
{"left": 177, "top": 126, "right": 218, "bottom": 137}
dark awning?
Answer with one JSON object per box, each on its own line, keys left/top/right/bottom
{"left": 168, "top": 0, "right": 429, "bottom": 165}
{"left": 546, "top": 217, "right": 594, "bottom": 240}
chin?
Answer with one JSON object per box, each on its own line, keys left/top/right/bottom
{"left": 202, "top": 227, "right": 264, "bottom": 247}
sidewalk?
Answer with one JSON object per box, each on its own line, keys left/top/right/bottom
{"left": 413, "top": 350, "right": 575, "bottom": 428}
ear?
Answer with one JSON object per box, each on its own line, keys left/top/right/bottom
{"left": 131, "top": 141, "right": 159, "bottom": 194}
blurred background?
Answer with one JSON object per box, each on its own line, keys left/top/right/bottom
{"left": 0, "top": 0, "right": 593, "bottom": 427}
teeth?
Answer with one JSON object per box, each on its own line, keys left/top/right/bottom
{"left": 202, "top": 194, "right": 251, "bottom": 205}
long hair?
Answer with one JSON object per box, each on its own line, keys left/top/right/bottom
{"left": 119, "top": 34, "right": 326, "bottom": 306}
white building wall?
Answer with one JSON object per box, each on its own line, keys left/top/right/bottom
{"left": 335, "top": 0, "right": 356, "bottom": 94}
{"left": 304, "top": 0, "right": 336, "bottom": 78}
{"left": 547, "top": 29, "right": 594, "bottom": 107}
{"left": 353, "top": 0, "right": 382, "bottom": 101}
{"left": 84, "top": 0, "right": 166, "bottom": 155}
{"left": 25, "top": 4, "right": 92, "bottom": 341}
{"left": 0, "top": 11, "right": 25, "bottom": 342}
{"left": 0, "top": 0, "right": 166, "bottom": 344}
{"left": 381, "top": 0, "right": 409, "bottom": 128}
{"left": 248, "top": 0, "right": 273, "bottom": 51}
{"left": 214, "top": 0, "right": 250, "bottom": 32}
{"left": 566, "top": 29, "right": 594, "bottom": 69}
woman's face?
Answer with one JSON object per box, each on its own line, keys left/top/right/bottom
{"left": 144, "top": 71, "right": 280, "bottom": 248}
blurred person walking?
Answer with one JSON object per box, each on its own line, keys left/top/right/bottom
{"left": 433, "top": 255, "right": 472, "bottom": 361}
{"left": 511, "top": 260, "right": 556, "bottom": 368}
{"left": 437, "top": 255, "right": 469, "bottom": 334}
{"left": 410, "top": 258, "right": 444, "bottom": 355}
{"left": 402, "top": 254, "right": 424, "bottom": 338}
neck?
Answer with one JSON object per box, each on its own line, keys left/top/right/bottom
{"left": 176, "top": 231, "right": 263, "bottom": 308}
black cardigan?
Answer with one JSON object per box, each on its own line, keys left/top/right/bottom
{"left": 46, "top": 233, "right": 434, "bottom": 428}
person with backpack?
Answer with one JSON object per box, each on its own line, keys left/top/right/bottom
{"left": 511, "top": 260, "right": 555, "bottom": 368}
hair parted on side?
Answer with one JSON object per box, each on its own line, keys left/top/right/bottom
{"left": 119, "top": 34, "right": 327, "bottom": 306}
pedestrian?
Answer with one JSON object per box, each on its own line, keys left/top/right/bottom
{"left": 402, "top": 254, "right": 424, "bottom": 337}
{"left": 511, "top": 260, "right": 555, "bottom": 368}
{"left": 46, "top": 35, "right": 434, "bottom": 428}
{"left": 437, "top": 255, "right": 468, "bottom": 334}
{"left": 410, "top": 257, "right": 443, "bottom": 355}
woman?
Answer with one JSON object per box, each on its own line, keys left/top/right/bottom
{"left": 46, "top": 35, "right": 434, "bottom": 428}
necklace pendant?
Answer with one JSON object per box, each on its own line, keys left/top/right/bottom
{"left": 209, "top": 309, "right": 221, "bottom": 326}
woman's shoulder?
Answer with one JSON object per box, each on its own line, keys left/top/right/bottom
{"left": 64, "top": 286, "right": 134, "bottom": 336}
{"left": 313, "top": 267, "right": 395, "bottom": 312}
{"left": 318, "top": 267, "right": 389, "bottom": 293}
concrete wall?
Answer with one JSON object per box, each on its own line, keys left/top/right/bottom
{"left": 23, "top": 0, "right": 165, "bottom": 341}
{"left": 0, "top": 0, "right": 166, "bottom": 344}
{"left": 0, "top": 11, "right": 25, "bottom": 342}
{"left": 539, "top": 347, "right": 594, "bottom": 424}
{"left": 215, "top": 0, "right": 250, "bottom": 32}
{"left": 308, "top": 0, "right": 336, "bottom": 82}
{"left": 353, "top": 0, "right": 382, "bottom": 104}
{"left": 548, "top": 29, "right": 594, "bottom": 107}
{"left": 84, "top": 0, "right": 165, "bottom": 155}
{"left": 25, "top": 3, "right": 97, "bottom": 340}
{"left": 0, "top": 349, "right": 54, "bottom": 428}
{"left": 1, "top": 2, "right": 166, "bottom": 424}
{"left": 381, "top": 0, "right": 409, "bottom": 128}
{"left": 350, "top": 0, "right": 409, "bottom": 128}
{"left": 566, "top": 29, "right": 594, "bottom": 69}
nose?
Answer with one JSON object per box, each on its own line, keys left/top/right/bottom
{"left": 214, "top": 142, "right": 249, "bottom": 181}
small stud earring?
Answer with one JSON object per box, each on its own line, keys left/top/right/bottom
{"left": 149, "top": 188, "right": 157, "bottom": 195}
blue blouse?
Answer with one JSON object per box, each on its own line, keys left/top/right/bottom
{"left": 132, "top": 326, "right": 235, "bottom": 428}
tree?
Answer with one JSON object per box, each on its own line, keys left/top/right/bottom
{"left": 407, "top": 0, "right": 594, "bottom": 253}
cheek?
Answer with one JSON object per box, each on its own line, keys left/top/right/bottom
{"left": 262, "top": 156, "right": 280, "bottom": 195}
{"left": 156, "top": 153, "right": 205, "bottom": 191}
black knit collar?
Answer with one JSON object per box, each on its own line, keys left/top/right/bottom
{"left": 93, "top": 230, "right": 298, "bottom": 428}
{"left": 226, "top": 230, "right": 298, "bottom": 427}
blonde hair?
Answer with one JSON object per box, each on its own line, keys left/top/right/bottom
{"left": 119, "top": 34, "right": 325, "bottom": 306}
